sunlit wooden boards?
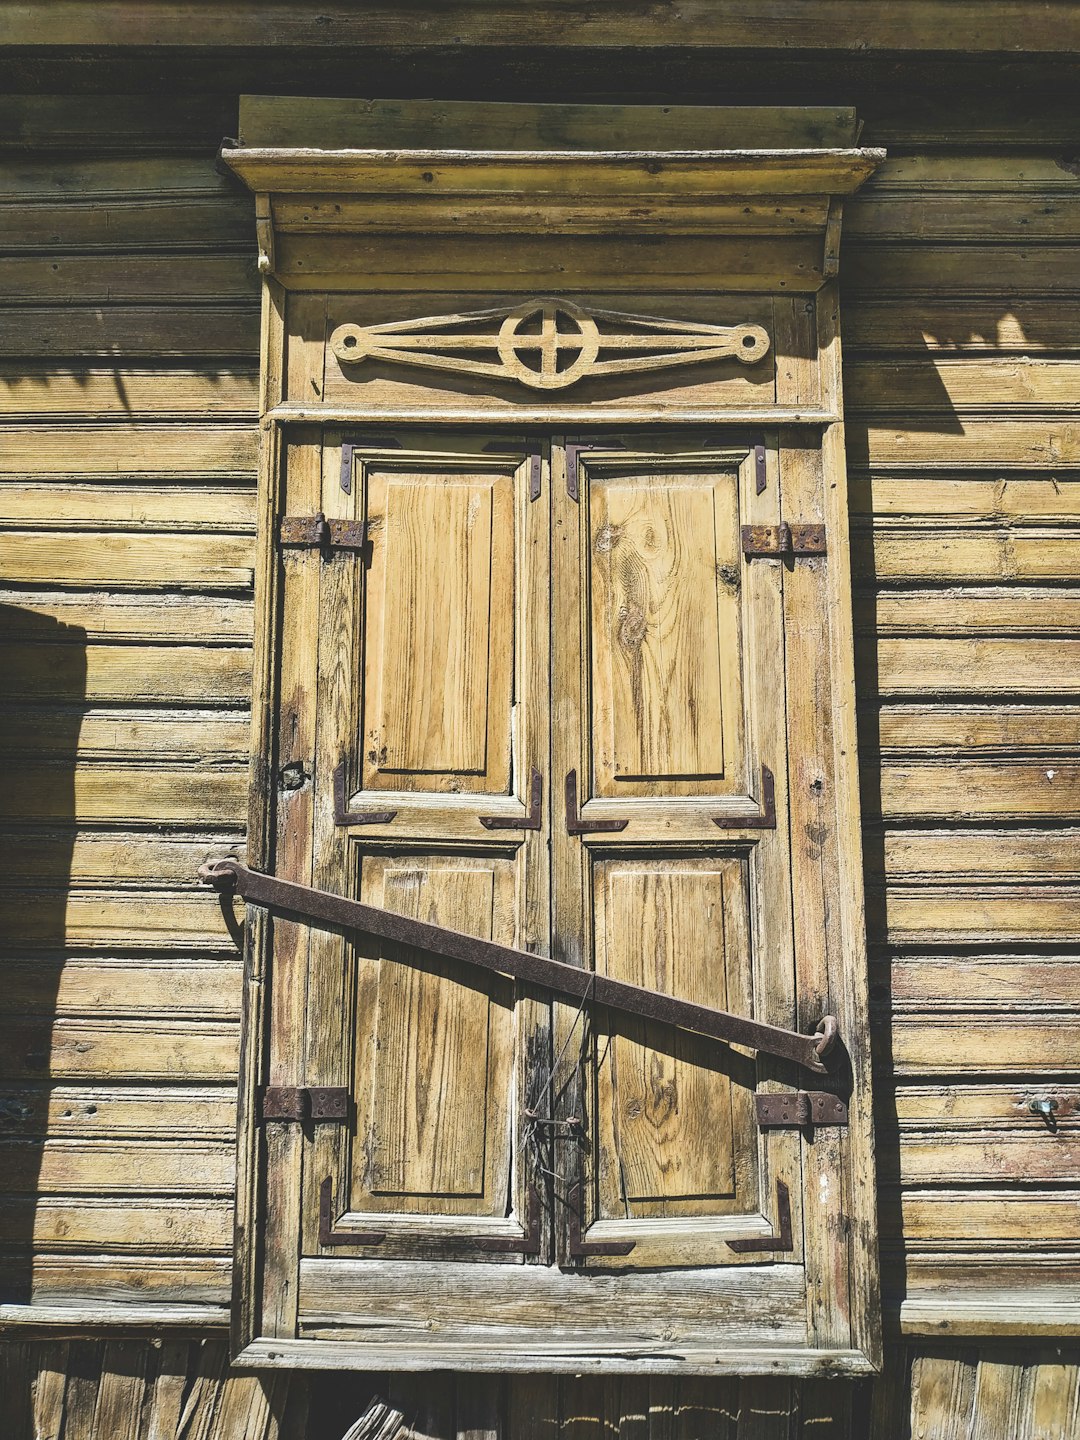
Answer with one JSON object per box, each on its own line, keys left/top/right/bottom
{"left": 0, "top": 102, "right": 258, "bottom": 1320}
{"left": 844, "top": 148, "right": 1080, "bottom": 1336}
{"left": 2, "top": 4, "right": 1078, "bottom": 53}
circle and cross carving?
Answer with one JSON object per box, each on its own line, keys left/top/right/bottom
{"left": 496, "top": 299, "right": 601, "bottom": 390}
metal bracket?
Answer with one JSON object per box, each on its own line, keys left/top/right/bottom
{"left": 480, "top": 767, "right": 543, "bottom": 831}
{"left": 565, "top": 770, "right": 628, "bottom": 834}
{"left": 333, "top": 762, "right": 397, "bottom": 827}
{"left": 754, "top": 439, "right": 767, "bottom": 494}
{"left": 260, "top": 1085, "right": 349, "bottom": 1124}
{"left": 567, "top": 1182, "right": 635, "bottom": 1257}
{"left": 318, "top": 1177, "right": 386, "bottom": 1248}
{"left": 754, "top": 1090, "right": 849, "bottom": 1129}
{"left": 564, "top": 439, "right": 625, "bottom": 502}
{"left": 475, "top": 1184, "right": 543, "bottom": 1254}
{"left": 712, "top": 764, "right": 777, "bottom": 831}
{"left": 340, "top": 436, "right": 401, "bottom": 495}
{"left": 727, "top": 1179, "right": 794, "bottom": 1254}
{"left": 482, "top": 439, "right": 543, "bottom": 502}
{"left": 279, "top": 513, "right": 369, "bottom": 555}
{"left": 741, "top": 523, "right": 826, "bottom": 558}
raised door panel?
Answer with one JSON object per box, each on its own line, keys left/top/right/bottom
{"left": 359, "top": 450, "right": 515, "bottom": 794}
{"left": 350, "top": 854, "right": 516, "bottom": 1213}
{"left": 588, "top": 462, "right": 745, "bottom": 797}
{"left": 339, "top": 429, "right": 538, "bottom": 823}
{"left": 593, "top": 858, "right": 757, "bottom": 1225}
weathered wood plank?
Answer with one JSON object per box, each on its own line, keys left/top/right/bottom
{"left": 0, "top": 592, "right": 252, "bottom": 640}
{"left": 0, "top": 958, "right": 242, "bottom": 1010}
{"left": 861, "top": 590, "right": 1080, "bottom": 637}
{"left": 3, "top": 4, "right": 1076, "bottom": 51}
{"left": 2, "top": 1018, "right": 238, "bottom": 1081}
{"left": 0, "top": 199, "right": 252, "bottom": 251}
{"left": 849, "top": 421, "right": 1080, "bottom": 468}
{"left": 0, "top": 766, "right": 246, "bottom": 824}
{"left": 0, "top": 1085, "right": 235, "bottom": 1139}
{"left": 0, "top": 367, "right": 259, "bottom": 418}
{"left": 847, "top": 360, "right": 1080, "bottom": 413}
{"left": 0, "top": 1257, "right": 231, "bottom": 1313}
{"left": 0, "top": 892, "right": 243, "bottom": 950}
{"left": 0, "top": 647, "right": 251, "bottom": 704}
{"left": 0, "top": 482, "right": 256, "bottom": 530}
{"left": 848, "top": 194, "right": 1080, "bottom": 242}
{"left": 0, "top": 425, "right": 255, "bottom": 475}
{"left": 0, "top": 1196, "right": 232, "bottom": 1252}
{"left": 896, "top": 1192, "right": 1080, "bottom": 1245}
{"left": 864, "top": 704, "right": 1080, "bottom": 755}
{"left": 845, "top": 300, "right": 1080, "bottom": 353}
{"left": 0, "top": 94, "right": 236, "bottom": 153}
{"left": 0, "top": 708, "right": 249, "bottom": 763}
{"left": 870, "top": 886, "right": 1080, "bottom": 944}
{"left": 885, "top": 954, "right": 1080, "bottom": 1008}
{"left": 881, "top": 829, "right": 1080, "bottom": 880}
{"left": 0, "top": 1138, "right": 233, "bottom": 1194}
{"left": 864, "top": 638, "right": 1080, "bottom": 696}
{"left": 0, "top": 256, "right": 257, "bottom": 304}
{"left": 0, "top": 832, "right": 244, "bottom": 887}
{"left": 0, "top": 534, "right": 254, "bottom": 588}
{"left": 869, "top": 762, "right": 1080, "bottom": 821}
{"left": 889, "top": 1018, "right": 1080, "bottom": 1075}
{"left": 0, "top": 306, "right": 260, "bottom": 360}
{"left": 854, "top": 527, "right": 1080, "bottom": 583}
{"left": 846, "top": 246, "right": 1080, "bottom": 297}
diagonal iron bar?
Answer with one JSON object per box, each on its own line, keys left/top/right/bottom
{"left": 200, "top": 859, "right": 836, "bottom": 1075}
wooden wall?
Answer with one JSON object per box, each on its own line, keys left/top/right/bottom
{"left": 1, "top": 91, "right": 1078, "bottom": 1436}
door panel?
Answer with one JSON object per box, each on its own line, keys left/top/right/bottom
{"left": 360, "top": 452, "right": 516, "bottom": 794}
{"left": 352, "top": 854, "right": 516, "bottom": 1211}
{"left": 588, "top": 464, "right": 744, "bottom": 796}
{"left": 552, "top": 435, "right": 798, "bottom": 1272}
{"left": 593, "top": 858, "right": 756, "bottom": 1218}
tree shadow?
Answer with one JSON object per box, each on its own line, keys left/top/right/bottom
{"left": 0, "top": 603, "right": 87, "bottom": 1304}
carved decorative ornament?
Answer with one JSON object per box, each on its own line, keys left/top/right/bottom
{"left": 329, "top": 299, "right": 770, "bottom": 391}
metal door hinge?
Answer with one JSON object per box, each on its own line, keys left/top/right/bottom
{"left": 754, "top": 1090, "right": 848, "bottom": 1129}
{"left": 279, "top": 513, "right": 368, "bottom": 554}
{"left": 260, "top": 1085, "right": 349, "bottom": 1123}
{"left": 741, "top": 522, "right": 826, "bottom": 558}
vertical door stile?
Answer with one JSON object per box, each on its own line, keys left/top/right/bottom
{"left": 743, "top": 435, "right": 804, "bottom": 1269}
{"left": 261, "top": 427, "right": 323, "bottom": 1337}
{"left": 549, "top": 435, "right": 589, "bottom": 1264}
{"left": 303, "top": 430, "right": 362, "bottom": 1258}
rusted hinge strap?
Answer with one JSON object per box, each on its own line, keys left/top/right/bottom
{"left": 260, "top": 1085, "right": 349, "bottom": 1123}
{"left": 279, "top": 513, "right": 368, "bottom": 553}
{"left": 754, "top": 1091, "right": 849, "bottom": 1129}
{"left": 200, "top": 858, "right": 837, "bottom": 1075}
{"left": 741, "top": 523, "right": 826, "bottom": 558}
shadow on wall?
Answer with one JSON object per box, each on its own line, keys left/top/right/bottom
{"left": 0, "top": 603, "right": 87, "bottom": 1304}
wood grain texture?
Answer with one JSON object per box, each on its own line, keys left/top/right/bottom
{"left": 4, "top": 4, "right": 1078, "bottom": 51}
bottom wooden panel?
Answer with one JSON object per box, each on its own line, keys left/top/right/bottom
{"left": 257, "top": 1257, "right": 870, "bottom": 1375}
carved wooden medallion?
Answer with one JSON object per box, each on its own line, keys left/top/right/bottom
{"left": 329, "top": 298, "right": 770, "bottom": 390}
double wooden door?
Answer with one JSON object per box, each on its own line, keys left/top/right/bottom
{"left": 256, "top": 425, "right": 872, "bottom": 1367}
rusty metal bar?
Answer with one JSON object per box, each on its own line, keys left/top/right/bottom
{"left": 200, "top": 858, "right": 835, "bottom": 1074}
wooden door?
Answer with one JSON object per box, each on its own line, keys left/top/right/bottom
{"left": 247, "top": 425, "right": 877, "bottom": 1372}
{"left": 550, "top": 436, "right": 793, "bottom": 1270}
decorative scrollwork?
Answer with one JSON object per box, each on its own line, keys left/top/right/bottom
{"left": 330, "top": 298, "right": 769, "bottom": 391}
